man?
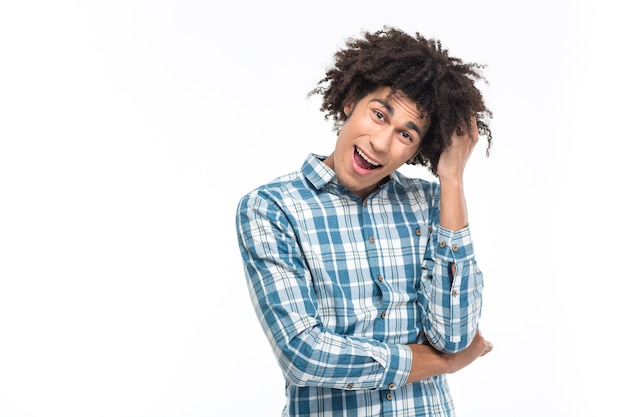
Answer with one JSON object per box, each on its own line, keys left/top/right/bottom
{"left": 236, "top": 26, "right": 493, "bottom": 417}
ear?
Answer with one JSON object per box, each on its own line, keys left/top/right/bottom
{"left": 343, "top": 102, "right": 354, "bottom": 117}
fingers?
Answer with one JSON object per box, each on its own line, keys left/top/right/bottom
{"left": 480, "top": 340, "right": 493, "bottom": 357}
{"left": 469, "top": 117, "right": 479, "bottom": 144}
{"left": 436, "top": 116, "right": 479, "bottom": 178}
{"left": 474, "top": 329, "right": 493, "bottom": 357}
{"left": 457, "top": 116, "right": 479, "bottom": 145}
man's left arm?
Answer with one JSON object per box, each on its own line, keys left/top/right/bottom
{"left": 419, "top": 118, "right": 486, "bottom": 353}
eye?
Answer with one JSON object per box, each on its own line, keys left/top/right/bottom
{"left": 373, "top": 110, "right": 385, "bottom": 122}
{"left": 400, "top": 131, "right": 413, "bottom": 142}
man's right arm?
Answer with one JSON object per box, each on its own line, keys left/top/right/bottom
{"left": 236, "top": 192, "right": 412, "bottom": 391}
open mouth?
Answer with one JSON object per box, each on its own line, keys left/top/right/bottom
{"left": 354, "top": 147, "right": 382, "bottom": 170}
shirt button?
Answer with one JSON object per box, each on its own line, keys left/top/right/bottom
{"left": 428, "top": 226, "right": 433, "bottom": 233}
{"left": 377, "top": 276, "right": 384, "bottom": 282}
{"left": 369, "top": 236, "right": 375, "bottom": 243}
{"left": 439, "top": 241, "right": 446, "bottom": 248}
{"left": 452, "top": 290, "right": 458, "bottom": 297}
{"left": 388, "top": 383, "right": 396, "bottom": 390}
{"left": 415, "top": 228, "right": 421, "bottom": 236}
{"left": 381, "top": 312, "right": 387, "bottom": 319}
{"left": 386, "top": 393, "right": 393, "bottom": 401}
{"left": 363, "top": 201, "right": 368, "bottom": 207}
{"left": 347, "top": 383, "right": 354, "bottom": 389}
{"left": 452, "top": 244, "right": 458, "bottom": 252}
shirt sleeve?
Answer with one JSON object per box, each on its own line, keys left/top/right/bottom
{"left": 236, "top": 191, "right": 412, "bottom": 391}
{"left": 417, "top": 222, "right": 484, "bottom": 353}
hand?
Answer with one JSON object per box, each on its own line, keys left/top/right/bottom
{"left": 446, "top": 329, "right": 493, "bottom": 374}
{"left": 436, "top": 117, "right": 479, "bottom": 180}
{"left": 437, "top": 117, "right": 479, "bottom": 231}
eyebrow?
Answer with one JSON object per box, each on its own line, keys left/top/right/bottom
{"left": 371, "top": 98, "right": 425, "bottom": 139}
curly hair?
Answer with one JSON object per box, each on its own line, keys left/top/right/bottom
{"left": 309, "top": 26, "right": 493, "bottom": 176}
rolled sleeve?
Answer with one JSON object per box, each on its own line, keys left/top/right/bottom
{"left": 435, "top": 226, "right": 475, "bottom": 262}
{"left": 419, "top": 225, "right": 484, "bottom": 353}
{"left": 378, "top": 344, "right": 412, "bottom": 390}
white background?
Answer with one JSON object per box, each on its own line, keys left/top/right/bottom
{"left": 1, "top": 1, "right": 624, "bottom": 416}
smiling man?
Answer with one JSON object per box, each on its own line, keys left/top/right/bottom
{"left": 236, "top": 27, "right": 493, "bottom": 417}
{"left": 324, "top": 88, "right": 430, "bottom": 200}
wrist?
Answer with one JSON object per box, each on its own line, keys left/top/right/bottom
{"left": 438, "top": 176, "right": 468, "bottom": 232}
{"left": 438, "top": 174, "right": 463, "bottom": 189}
{"left": 407, "top": 343, "right": 449, "bottom": 383}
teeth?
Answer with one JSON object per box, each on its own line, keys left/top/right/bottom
{"left": 356, "top": 147, "right": 381, "bottom": 166}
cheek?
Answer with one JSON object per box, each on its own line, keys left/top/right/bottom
{"left": 392, "top": 145, "right": 419, "bottom": 165}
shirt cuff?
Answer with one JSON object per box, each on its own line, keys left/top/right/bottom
{"left": 435, "top": 225, "right": 475, "bottom": 262}
{"left": 379, "top": 344, "right": 412, "bottom": 390}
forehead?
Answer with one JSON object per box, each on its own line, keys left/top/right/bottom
{"left": 368, "top": 88, "right": 428, "bottom": 119}
{"left": 366, "top": 88, "right": 431, "bottom": 131}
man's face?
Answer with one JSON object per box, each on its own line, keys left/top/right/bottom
{"left": 324, "top": 87, "right": 429, "bottom": 200}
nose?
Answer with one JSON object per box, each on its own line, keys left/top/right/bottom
{"left": 369, "top": 128, "right": 393, "bottom": 153}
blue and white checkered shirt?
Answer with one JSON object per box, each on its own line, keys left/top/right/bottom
{"left": 236, "top": 154, "right": 484, "bottom": 417}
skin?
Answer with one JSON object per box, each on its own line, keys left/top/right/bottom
{"left": 324, "top": 87, "right": 493, "bottom": 383}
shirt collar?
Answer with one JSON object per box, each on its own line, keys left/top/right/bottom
{"left": 301, "top": 153, "right": 335, "bottom": 190}
{"left": 301, "top": 153, "right": 398, "bottom": 193}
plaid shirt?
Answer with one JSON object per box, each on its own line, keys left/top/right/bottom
{"left": 236, "top": 154, "right": 484, "bottom": 417}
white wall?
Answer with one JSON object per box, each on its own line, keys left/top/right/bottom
{"left": 1, "top": 1, "right": 624, "bottom": 416}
